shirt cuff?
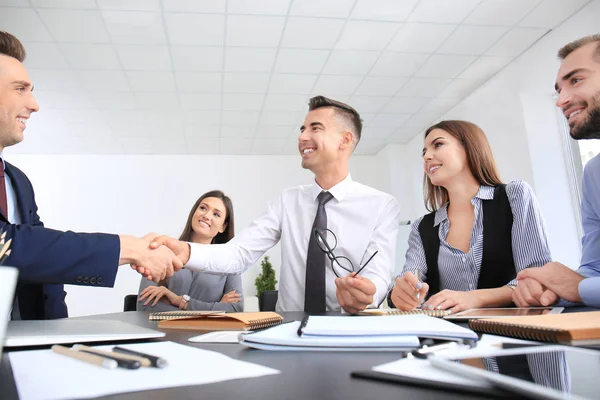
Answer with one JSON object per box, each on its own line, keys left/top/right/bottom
{"left": 578, "top": 277, "right": 600, "bottom": 308}
{"left": 186, "top": 242, "right": 204, "bottom": 270}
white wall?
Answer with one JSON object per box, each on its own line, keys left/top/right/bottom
{"left": 395, "top": 1, "right": 600, "bottom": 270}
{"left": 6, "top": 153, "right": 386, "bottom": 317}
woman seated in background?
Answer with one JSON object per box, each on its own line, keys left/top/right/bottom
{"left": 389, "top": 120, "right": 551, "bottom": 314}
{"left": 138, "top": 190, "right": 243, "bottom": 312}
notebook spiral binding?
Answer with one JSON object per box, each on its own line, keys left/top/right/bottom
{"left": 148, "top": 311, "right": 216, "bottom": 321}
{"left": 248, "top": 317, "right": 284, "bottom": 330}
{"left": 469, "top": 320, "right": 562, "bottom": 343}
{"left": 385, "top": 309, "right": 451, "bottom": 317}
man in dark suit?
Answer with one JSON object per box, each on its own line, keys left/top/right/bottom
{"left": 0, "top": 31, "right": 182, "bottom": 320}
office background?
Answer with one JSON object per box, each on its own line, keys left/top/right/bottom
{"left": 0, "top": 0, "right": 597, "bottom": 316}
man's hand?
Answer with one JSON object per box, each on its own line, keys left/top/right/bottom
{"left": 335, "top": 274, "right": 376, "bottom": 314}
{"left": 390, "top": 271, "right": 429, "bottom": 310}
{"left": 220, "top": 290, "right": 241, "bottom": 303}
{"left": 424, "top": 289, "right": 481, "bottom": 314}
{"left": 512, "top": 277, "right": 558, "bottom": 307}
{"left": 517, "top": 262, "right": 584, "bottom": 304}
{"left": 138, "top": 285, "right": 180, "bottom": 307}
{"left": 119, "top": 235, "right": 182, "bottom": 282}
{"left": 148, "top": 235, "right": 191, "bottom": 266}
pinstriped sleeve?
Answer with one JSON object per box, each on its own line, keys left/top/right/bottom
{"left": 399, "top": 216, "right": 429, "bottom": 283}
{"left": 505, "top": 180, "right": 553, "bottom": 286}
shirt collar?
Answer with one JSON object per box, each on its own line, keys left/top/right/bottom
{"left": 311, "top": 174, "right": 353, "bottom": 203}
{"left": 0, "top": 150, "right": 5, "bottom": 171}
{"left": 433, "top": 185, "right": 495, "bottom": 226}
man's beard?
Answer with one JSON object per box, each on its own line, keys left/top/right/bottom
{"left": 570, "top": 92, "right": 600, "bottom": 140}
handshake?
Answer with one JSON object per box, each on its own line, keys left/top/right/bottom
{"left": 118, "top": 234, "right": 191, "bottom": 282}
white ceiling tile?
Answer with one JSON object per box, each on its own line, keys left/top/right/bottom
{"left": 29, "top": 0, "right": 96, "bottom": 8}
{"left": 518, "top": 0, "right": 589, "bottom": 29}
{"left": 118, "top": 137, "right": 153, "bottom": 153}
{"left": 312, "top": 75, "right": 363, "bottom": 96}
{"left": 221, "top": 126, "right": 256, "bottom": 138}
{"left": 252, "top": 138, "right": 287, "bottom": 154}
{"left": 255, "top": 125, "right": 295, "bottom": 138}
{"left": 135, "top": 92, "right": 179, "bottom": 110}
{"left": 104, "top": 110, "right": 145, "bottom": 133}
{"left": 387, "top": 23, "right": 456, "bottom": 53}
{"left": 362, "top": 126, "right": 396, "bottom": 138}
{"left": 465, "top": 0, "right": 542, "bottom": 26}
{"left": 351, "top": 0, "right": 418, "bottom": 21}
{"left": 221, "top": 111, "right": 260, "bottom": 125}
{"left": 355, "top": 138, "right": 386, "bottom": 155}
{"left": 78, "top": 70, "right": 131, "bottom": 91}
{"left": 60, "top": 43, "right": 122, "bottom": 69}
{"left": 280, "top": 138, "right": 301, "bottom": 154}
{"left": 186, "top": 137, "right": 220, "bottom": 154}
{"left": 282, "top": 17, "right": 345, "bottom": 49}
{"left": 162, "top": 0, "right": 226, "bottom": 13}
{"left": 389, "top": 126, "right": 421, "bottom": 143}
{"left": 382, "top": 97, "right": 430, "bottom": 114}
{"left": 143, "top": 113, "right": 185, "bottom": 137}
{"left": 89, "top": 91, "right": 137, "bottom": 110}
{"left": 289, "top": 0, "right": 354, "bottom": 18}
{"left": 268, "top": 73, "right": 318, "bottom": 94}
{"left": 396, "top": 77, "right": 452, "bottom": 97}
{"left": 151, "top": 136, "right": 187, "bottom": 154}
{"left": 369, "top": 113, "right": 411, "bottom": 127}
{"left": 355, "top": 77, "right": 407, "bottom": 96}
{"left": 102, "top": 10, "right": 166, "bottom": 44}
{"left": 485, "top": 27, "right": 548, "bottom": 57}
{"left": 335, "top": 21, "right": 401, "bottom": 51}
{"left": 0, "top": 0, "right": 30, "bottom": 5}
{"left": 322, "top": 50, "right": 380, "bottom": 75}
{"left": 171, "top": 46, "right": 223, "bottom": 71}
{"left": 0, "top": 8, "right": 53, "bottom": 41}
{"left": 419, "top": 97, "right": 461, "bottom": 115}
{"left": 224, "top": 73, "right": 270, "bottom": 94}
{"left": 408, "top": 0, "right": 481, "bottom": 23}
{"left": 438, "top": 78, "right": 485, "bottom": 98}
{"left": 219, "top": 138, "right": 255, "bottom": 154}
{"left": 274, "top": 49, "right": 329, "bottom": 73}
{"left": 97, "top": 0, "right": 159, "bottom": 11}
{"left": 183, "top": 111, "right": 221, "bottom": 126}
{"left": 226, "top": 15, "right": 285, "bottom": 47}
{"left": 360, "top": 113, "right": 375, "bottom": 125}
{"left": 225, "top": 48, "right": 277, "bottom": 72}
{"left": 222, "top": 94, "right": 264, "bottom": 110}
{"left": 176, "top": 72, "right": 222, "bottom": 93}
{"left": 263, "top": 94, "right": 307, "bottom": 111}
{"left": 228, "top": 0, "right": 290, "bottom": 15}
{"left": 28, "top": 69, "right": 82, "bottom": 91}
{"left": 180, "top": 93, "right": 221, "bottom": 110}
{"left": 127, "top": 71, "right": 176, "bottom": 91}
{"left": 415, "top": 54, "right": 477, "bottom": 78}
{"left": 259, "top": 112, "right": 299, "bottom": 126}
{"left": 347, "top": 96, "right": 390, "bottom": 113}
{"left": 437, "top": 26, "right": 508, "bottom": 55}
{"left": 22, "top": 42, "right": 69, "bottom": 69}
{"left": 403, "top": 113, "right": 438, "bottom": 129}
{"left": 116, "top": 45, "right": 172, "bottom": 70}
{"left": 185, "top": 125, "right": 220, "bottom": 138}
{"left": 458, "top": 56, "right": 513, "bottom": 80}
{"left": 165, "top": 13, "right": 225, "bottom": 45}
{"left": 370, "top": 52, "right": 429, "bottom": 77}
{"left": 38, "top": 9, "right": 109, "bottom": 42}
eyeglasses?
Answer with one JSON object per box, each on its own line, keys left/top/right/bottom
{"left": 313, "top": 228, "right": 378, "bottom": 278}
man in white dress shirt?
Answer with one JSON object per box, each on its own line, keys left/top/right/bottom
{"left": 146, "top": 96, "right": 401, "bottom": 313}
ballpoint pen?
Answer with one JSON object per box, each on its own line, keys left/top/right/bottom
{"left": 52, "top": 345, "right": 118, "bottom": 369}
{"left": 112, "top": 346, "right": 168, "bottom": 368}
{"left": 73, "top": 344, "right": 141, "bottom": 369}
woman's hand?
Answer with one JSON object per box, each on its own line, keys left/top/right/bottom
{"left": 423, "top": 289, "right": 482, "bottom": 314}
{"left": 390, "top": 271, "right": 429, "bottom": 310}
{"left": 138, "top": 286, "right": 180, "bottom": 307}
{"left": 220, "top": 290, "right": 241, "bottom": 303}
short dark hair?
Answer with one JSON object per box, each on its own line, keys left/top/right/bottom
{"left": 0, "top": 31, "right": 26, "bottom": 62}
{"left": 308, "top": 95, "right": 363, "bottom": 146}
{"left": 179, "top": 190, "right": 235, "bottom": 244}
{"left": 558, "top": 34, "right": 600, "bottom": 61}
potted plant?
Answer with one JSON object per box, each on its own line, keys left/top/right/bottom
{"left": 255, "top": 256, "right": 278, "bottom": 311}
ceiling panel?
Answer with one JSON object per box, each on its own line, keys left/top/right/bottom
{"left": 288, "top": 0, "right": 354, "bottom": 18}
{"left": 281, "top": 17, "right": 345, "bottom": 49}
{"left": 102, "top": 10, "right": 167, "bottom": 44}
{"left": 350, "top": 0, "right": 419, "bottom": 21}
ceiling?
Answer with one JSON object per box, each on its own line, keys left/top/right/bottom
{"left": 0, "top": 0, "right": 591, "bottom": 155}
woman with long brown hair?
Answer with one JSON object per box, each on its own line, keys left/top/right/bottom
{"left": 389, "top": 120, "right": 551, "bottom": 313}
{"left": 138, "top": 190, "right": 243, "bottom": 312}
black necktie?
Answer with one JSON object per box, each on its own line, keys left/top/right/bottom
{"left": 0, "top": 159, "right": 7, "bottom": 218}
{"left": 304, "top": 191, "right": 334, "bottom": 313}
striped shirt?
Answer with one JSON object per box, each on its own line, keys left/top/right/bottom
{"left": 400, "top": 181, "right": 552, "bottom": 290}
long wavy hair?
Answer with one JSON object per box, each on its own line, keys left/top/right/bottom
{"left": 178, "top": 190, "right": 234, "bottom": 244}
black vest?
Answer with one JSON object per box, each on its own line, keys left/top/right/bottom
{"left": 419, "top": 184, "right": 516, "bottom": 298}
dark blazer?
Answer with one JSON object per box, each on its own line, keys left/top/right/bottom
{"left": 2, "top": 161, "right": 120, "bottom": 320}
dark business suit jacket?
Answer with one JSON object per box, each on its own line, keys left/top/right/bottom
{"left": 2, "top": 161, "right": 120, "bottom": 320}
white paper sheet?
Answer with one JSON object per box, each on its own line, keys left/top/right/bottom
{"left": 9, "top": 341, "right": 279, "bottom": 400}
{"left": 189, "top": 331, "right": 244, "bottom": 343}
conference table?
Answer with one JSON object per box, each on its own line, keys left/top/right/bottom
{"left": 7, "top": 307, "right": 596, "bottom": 400}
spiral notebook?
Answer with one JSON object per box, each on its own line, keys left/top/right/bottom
{"left": 358, "top": 309, "right": 451, "bottom": 318}
{"left": 149, "top": 310, "right": 225, "bottom": 321}
{"left": 158, "top": 312, "right": 284, "bottom": 332}
{"left": 469, "top": 311, "right": 600, "bottom": 345}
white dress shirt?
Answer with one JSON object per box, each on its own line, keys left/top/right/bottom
{"left": 187, "top": 175, "right": 401, "bottom": 312}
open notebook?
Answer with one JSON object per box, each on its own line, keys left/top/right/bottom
{"left": 158, "top": 312, "right": 283, "bottom": 331}
{"left": 469, "top": 311, "right": 600, "bottom": 345}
